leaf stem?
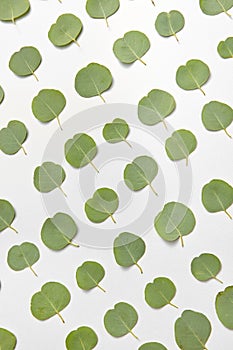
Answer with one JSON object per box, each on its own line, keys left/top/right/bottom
{"left": 138, "top": 57, "right": 147, "bottom": 66}
{"left": 9, "top": 225, "right": 18, "bottom": 233}
{"left": 180, "top": 235, "right": 184, "bottom": 248}
{"left": 224, "top": 209, "right": 232, "bottom": 219}
{"left": 58, "top": 186, "right": 67, "bottom": 198}
{"left": 186, "top": 157, "right": 189, "bottom": 166}
{"left": 223, "top": 128, "right": 232, "bottom": 138}
{"left": 199, "top": 86, "right": 206, "bottom": 96}
{"left": 169, "top": 302, "right": 179, "bottom": 309}
{"left": 90, "top": 161, "right": 99, "bottom": 173}
{"left": 104, "top": 16, "right": 109, "bottom": 27}
{"left": 135, "top": 263, "right": 143, "bottom": 274}
{"left": 97, "top": 284, "right": 106, "bottom": 293}
{"left": 123, "top": 139, "right": 133, "bottom": 148}
{"left": 58, "top": 0, "right": 62, "bottom": 3}
{"left": 173, "top": 33, "right": 179, "bottom": 43}
{"left": 68, "top": 240, "right": 79, "bottom": 248}
{"left": 32, "top": 72, "right": 39, "bottom": 82}
{"left": 129, "top": 330, "right": 139, "bottom": 340}
{"left": 162, "top": 118, "right": 168, "bottom": 130}
{"left": 213, "top": 276, "right": 223, "bottom": 284}
{"left": 109, "top": 214, "right": 116, "bottom": 224}
{"left": 149, "top": 183, "right": 158, "bottom": 196}
{"left": 73, "top": 40, "right": 80, "bottom": 47}
{"left": 21, "top": 146, "right": 27, "bottom": 155}
{"left": 57, "top": 116, "right": 63, "bottom": 131}
{"left": 57, "top": 312, "right": 65, "bottom": 323}
{"left": 151, "top": 0, "right": 155, "bottom": 5}
{"left": 29, "top": 265, "right": 38, "bottom": 277}
{"left": 224, "top": 10, "right": 232, "bottom": 18}
{"left": 99, "top": 94, "right": 106, "bottom": 103}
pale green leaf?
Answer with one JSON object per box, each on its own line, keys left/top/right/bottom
{"left": 0, "top": 0, "right": 30, "bottom": 23}
{"left": 155, "top": 10, "right": 185, "bottom": 42}
{"left": 218, "top": 37, "right": 233, "bottom": 58}
{"left": 86, "top": 0, "right": 120, "bottom": 27}
{"left": 0, "top": 199, "right": 17, "bottom": 233}
{"left": 191, "top": 253, "right": 223, "bottom": 283}
{"left": 0, "top": 120, "right": 28, "bottom": 155}
{"left": 145, "top": 277, "right": 178, "bottom": 309}
{"left": 103, "top": 118, "right": 131, "bottom": 147}
{"left": 66, "top": 326, "right": 98, "bottom": 350}
{"left": 76, "top": 261, "right": 106, "bottom": 292}
{"left": 0, "top": 328, "right": 17, "bottom": 350}
{"left": 139, "top": 343, "right": 167, "bottom": 350}
{"left": 49, "top": 14, "right": 83, "bottom": 47}
{"left": 216, "top": 286, "right": 233, "bottom": 329}
{"left": 200, "top": 0, "right": 233, "bottom": 17}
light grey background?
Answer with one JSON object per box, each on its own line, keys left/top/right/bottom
{"left": 0, "top": 0, "right": 233, "bottom": 349}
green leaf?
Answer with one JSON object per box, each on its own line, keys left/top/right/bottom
{"left": 200, "top": 0, "right": 233, "bottom": 17}
{"left": 165, "top": 129, "right": 197, "bottom": 166}
{"left": 113, "top": 232, "right": 146, "bottom": 274}
{"left": 191, "top": 253, "right": 223, "bottom": 283}
{"left": 124, "top": 156, "right": 158, "bottom": 195}
{"left": 48, "top": 14, "right": 83, "bottom": 47}
{"left": 104, "top": 302, "right": 139, "bottom": 339}
{"left": 65, "top": 133, "right": 98, "bottom": 173}
{"left": 0, "top": 120, "right": 28, "bottom": 155}
{"left": 0, "top": 86, "right": 5, "bottom": 104}
{"left": 175, "top": 310, "right": 212, "bottom": 350}
{"left": 85, "top": 188, "right": 119, "bottom": 223}
{"left": 32, "top": 89, "right": 66, "bottom": 130}
{"left": 75, "top": 63, "right": 113, "bottom": 102}
{"left": 216, "top": 286, "right": 233, "bottom": 329}
{"left": 33, "top": 161, "right": 67, "bottom": 196}
{"left": 102, "top": 118, "right": 131, "bottom": 147}
{"left": 41, "top": 213, "right": 79, "bottom": 251}
{"left": 0, "top": 199, "right": 17, "bottom": 233}
{"left": 145, "top": 277, "right": 178, "bottom": 309}
{"left": 0, "top": 0, "right": 30, "bottom": 23}
{"left": 9, "top": 46, "right": 42, "bottom": 81}
{"left": 201, "top": 101, "right": 233, "bottom": 138}
{"left": 86, "top": 0, "right": 120, "bottom": 27}
{"left": 139, "top": 343, "right": 167, "bottom": 350}
{"left": 218, "top": 37, "right": 233, "bottom": 58}
{"left": 138, "top": 89, "right": 176, "bottom": 128}
{"left": 202, "top": 179, "right": 233, "bottom": 219}
{"left": 0, "top": 328, "right": 17, "bottom": 350}
{"left": 155, "top": 10, "right": 185, "bottom": 42}
{"left": 66, "top": 326, "right": 98, "bottom": 350}
{"left": 76, "top": 261, "right": 106, "bottom": 292}
{"left": 7, "top": 242, "right": 40, "bottom": 277}
{"left": 154, "top": 202, "right": 196, "bottom": 247}
{"left": 113, "top": 31, "right": 150, "bottom": 65}
{"left": 176, "top": 59, "right": 210, "bottom": 96}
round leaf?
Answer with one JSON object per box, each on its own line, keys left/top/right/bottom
{"left": 41, "top": 213, "right": 78, "bottom": 251}
{"left": 0, "top": 328, "right": 17, "bottom": 350}
{"left": 86, "top": 0, "right": 120, "bottom": 27}
{"left": 0, "top": 199, "right": 17, "bottom": 233}
{"left": 0, "top": 86, "right": 5, "bottom": 104}
{"left": 216, "top": 286, "right": 233, "bottom": 329}
{"left": 76, "top": 261, "right": 106, "bottom": 292}
{"left": 0, "top": 0, "right": 30, "bottom": 23}
{"left": 31, "top": 281, "right": 71, "bottom": 323}
{"left": 139, "top": 343, "right": 167, "bottom": 350}
{"left": 113, "top": 31, "right": 150, "bottom": 65}
{"left": 200, "top": 0, "right": 233, "bottom": 17}
{"left": 66, "top": 326, "right": 98, "bottom": 350}
{"left": 104, "top": 302, "right": 139, "bottom": 339}
{"left": 176, "top": 59, "right": 210, "bottom": 95}
{"left": 155, "top": 10, "right": 185, "bottom": 42}
{"left": 102, "top": 118, "right": 131, "bottom": 147}
{"left": 218, "top": 37, "right": 233, "bottom": 59}
{"left": 191, "top": 253, "right": 223, "bottom": 283}
{"left": 49, "top": 14, "right": 83, "bottom": 47}
{"left": 154, "top": 202, "right": 196, "bottom": 247}
{"left": 113, "top": 232, "right": 146, "bottom": 274}
{"left": 75, "top": 63, "right": 113, "bottom": 102}
{"left": 85, "top": 188, "right": 119, "bottom": 224}
{"left": 0, "top": 120, "right": 28, "bottom": 155}
{"left": 138, "top": 89, "right": 176, "bottom": 128}
{"left": 145, "top": 277, "right": 178, "bottom": 309}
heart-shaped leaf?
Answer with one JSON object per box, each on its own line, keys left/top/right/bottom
{"left": 41, "top": 213, "right": 79, "bottom": 251}
{"left": 0, "top": 328, "right": 17, "bottom": 349}
{"left": 0, "top": 120, "right": 28, "bottom": 155}
{"left": 7, "top": 242, "right": 40, "bottom": 277}
{"left": 202, "top": 179, "right": 233, "bottom": 219}
{"left": 0, "top": 199, "right": 17, "bottom": 233}
{"left": 165, "top": 129, "right": 197, "bottom": 165}
{"left": 104, "top": 302, "right": 139, "bottom": 339}
{"left": 75, "top": 63, "right": 113, "bottom": 102}
{"left": 9, "top": 46, "right": 42, "bottom": 81}
{"left": 33, "top": 161, "right": 67, "bottom": 196}
{"left": 66, "top": 326, "right": 98, "bottom": 350}
{"left": 145, "top": 277, "right": 178, "bottom": 309}
{"left": 200, "top": 0, "right": 233, "bottom": 17}
{"left": 114, "top": 232, "right": 146, "bottom": 274}
{"left": 176, "top": 59, "right": 210, "bottom": 95}
{"left": 201, "top": 101, "right": 233, "bottom": 138}
{"left": 49, "top": 14, "right": 83, "bottom": 47}
{"left": 154, "top": 202, "right": 196, "bottom": 247}
{"left": 0, "top": 86, "right": 5, "bottom": 104}
{"left": 218, "top": 37, "right": 233, "bottom": 58}
{"left": 155, "top": 10, "right": 185, "bottom": 42}
{"left": 175, "top": 310, "right": 212, "bottom": 350}
{"left": 76, "top": 261, "right": 106, "bottom": 292}
{"left": 0, "top": 0, "right": 30, "bottom": 23}
{"left": 113, "top": 31, "right": 150, "bottom": 65}
{"left": 86, "top": 0, "right": 120, "bottom": 27}
{"left": 216, "top": 286, "right": 233, "bottom": 329}
{"left": 31, "top": 281, "right": 71, "bottom": 323}
{"left": 191, "top": 253, "right": 223, "bottom": 283}
{"left": 85, "top": 188, "right": 119, "bottom": 223}
{"left": 138, "top": 89, "right": 176, "bottom": 128}
{"left": 124, "top": 156, "right": 158, "bottom": 195}
{"left": 65, "top": 133, "right": 98, "bottom": 173}
{"left": 103, "top": 118, "right": 131, "bottom": 147}
{"left": 139, "top": 343, "right": 167, "bottom": 350}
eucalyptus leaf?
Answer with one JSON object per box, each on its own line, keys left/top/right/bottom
{"left": 145, "top": 277, "right": 178, "bottom": 309}
{"left": 9, "top": 46, "right": 42, "bottom": 81}
{"left": 154, "top": 202, "right": 196, "bottom": 247}
{"left": 200, "top": 0, "right": 233, "bottom": 17}
{"left": 155, "top": 11, "right": 185, "bottom": 42}
{"left": 33, "top": 161, "right": 67, "bottom": 196}
{"left": 218, "top": 37, "right": 233, "bottom": 58}
{"left": 201, "top": 101, "right": 233, "bottom": 138}
{"left": 0, "top": 86, "right": 5, "bottom": 104}
{"left": 75, "top": 63, "right": 112, "bottom": 102}
{"left": 66, "top": 326, "right": 98, "bottom": 350}
{"left": 216, "top": 286, "right": 233, "bottom": 329}
{"left": 41, "top": 213, "right": 79, "bottom": 251}
{"left": 65, "top": 133, "right": 98, "bottom": 173}
{"left": 124, "top": 156, "right": 158, "bottom": 195}
{"left": 138, "top": 89, "right": 176, "bottom": 128}
{"left": 176, "top": 59, "right": 210, "bottom": 95}
{"left": 175, "top": 310, "right": 212, "bottom": 350}
{"left": 202, "top": 179, "right": 233, "bottom": 219}
{"left": 0, "top": 0, "right": 30, "bottom": 23}
{"left": 76, "top": 261, "right": 106, "bottom": 292}
{"left": 49, "top": 14, "right": 83, "bottom": 47}
{"left": 0, "top": 328, "right": 17, "bottom": 350}
{"left": 85, "top": 188, "right": 119, "bottom": 223}
{"left": 103, "top": 118, "right": 131, "bottom": 147}
{"left": 7, "top": 242, "right": 40, "bottom": 277}
{"left": 113, "top": 31, "right": 150, "bottom": 65}
{"left": 165, "top": 129, "right": 197, "bottom": 165}
{"left": 86, "top": 0, "right": 120, "bottom": 27}
{"left": 32, "top": 89, "right": 66, "bottom": 130}
{"left": 0, "top": 199, "right": 17, "bottom": 233}
{"left": 104, "top": 302, "right": 139, "bottom": 339}
{"left": 191, "top": 253, "right": 223, "bottom": 283}
{"left": 31, "top": 282, "right": 71, "bottom": 323}
{"left": 139, "top": 343, "right": 167, "bottom": 350}
{"left": 0, "top": 120, "right": 28, "bottom": 155}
